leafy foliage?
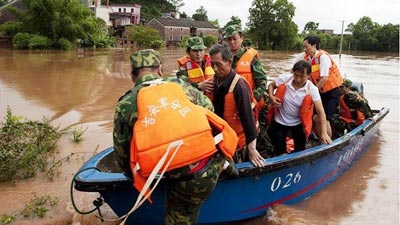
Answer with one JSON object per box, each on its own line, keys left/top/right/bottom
{"left": 127, "top": 25, "right": 164, "bottom": 49}
{"left": 192, "top": 6, "right": 208, "bottom": 21}
{"left": 203, "top": 35, "right": 217, "bottom": 47}
{"left": 247, "top": 0, "right": 298, "bottom": 50}
{"left": 224, "top": 16, "right": 242, "bottom": 30}
{"left": 347, "top": 16, "right": 399, "bottom": 52}
{"left": 0, "top": 108, "right": 61, "bottom": 182}
{"left": 22, "top": 194, "right": 58, "bottom": 218}
{"left": 302, "top": 21, "right": 319, "bottom": 34}
{"left": 0, "top": 0, "right": 114, "bottom": 49}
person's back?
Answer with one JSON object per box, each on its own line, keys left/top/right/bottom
{"left": 113, "top": 49, "right": 237, "bottom": 225}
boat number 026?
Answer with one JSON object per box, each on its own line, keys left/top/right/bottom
{"left": 270, "top": 171, "right": 302, "bottom": 192}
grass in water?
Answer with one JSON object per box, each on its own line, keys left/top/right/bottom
{"left": 0, "top": 107, "right": 61, "bottom": 182}
{"left": 71, "top": 125, "right": 88, "bottom": 143}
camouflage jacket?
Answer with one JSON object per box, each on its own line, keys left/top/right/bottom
{"left": 343, "top": 91, "right": 373, "bottom": 118}
{"left": 113, "top": 74, "right": 214, "bottom": 173}
{"left": 231, "top": 47, "right": 268, "bottom": 102}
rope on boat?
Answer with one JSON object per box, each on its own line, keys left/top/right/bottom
{"left": 70, "top": 167, "right": 105, "bottom": 221}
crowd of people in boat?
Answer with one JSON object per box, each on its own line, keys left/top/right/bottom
{"left": 111, "top": 25, "right": 374, "bottom": 225}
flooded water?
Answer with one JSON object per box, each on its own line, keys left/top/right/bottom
{"left": 0, "top": 48, "right": 398, "bottom": 225}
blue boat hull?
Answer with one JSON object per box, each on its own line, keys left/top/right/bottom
{"left": 73, "top": 108, "right": 389, "bottom": 225}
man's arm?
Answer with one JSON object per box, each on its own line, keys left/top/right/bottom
{"left": 113, "top": 94, "right": 137, "bottom": 174}
{"left": 314, "top": 100, "right": 332, "bottom": 144}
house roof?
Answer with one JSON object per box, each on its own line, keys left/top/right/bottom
{"left": 150, "top": 18, "right": 217, "bottom": 29}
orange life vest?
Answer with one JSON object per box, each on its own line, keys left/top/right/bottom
{"left": 267, "top": 82, "right": 286, "bottom": 124}
{"left": 177, "top": 55, "right": 215, "bottom": 83}
{"left": 267, "top": 80, "right": 314, "bottom": 138}
{"left": 130, "top": 81, "right": 237, "bottom": 196}
{"left": 235, "top": 48, "right": 259, "bottom": 90}
{"left": 235, "top": 48, "right": 265, "bottom": 114}
{"left": 300, "top": 84, "right": 314, "bottom": 138}
{"left": 339, "top": 95, "right": 365, "bottom": 125}
{"left": 305, "top": 50, "right": 343, "bottom": 93}
{"left": 223, "top": 74, "right": 257, "bottom": 149}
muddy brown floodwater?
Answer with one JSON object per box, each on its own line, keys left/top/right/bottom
{"left": 0, "top": 48, "right": 398, "bottom": 225}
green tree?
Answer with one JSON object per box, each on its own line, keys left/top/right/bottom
{"left": 168, "top": 0, "right": 184, "bottom": 11}
{"left": 224, "top": 16, "right": 241, "bottom": 29}
{"left": 347, "top": 16, "right": 379, "bottom": 51}
{"left": 192, "top": 6, "right": 208, "bottom": 21}
{"left": 180, "top": 11, "right": 188, "bottom": 18}
{"left": 127, "top": 25, "right": 164, "bottom": 49}
{"left": 0, "top": 0, "right": 114, "bottom": 49}
{"left": 203, "top": 35, "right": 217, "bottom": 47}
{"left": 303, "top": 21, "right": 319, "bottom": 34}
{"left": 209, "top": 19, "right": 220, "bottom": 28}
{"left": 375, "top": 23, "right": 399, "bottom": 52}
{"left": 247, "top": 0, "right": 297, "bottom": 50}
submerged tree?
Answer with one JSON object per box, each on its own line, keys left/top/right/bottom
{"left": 247, "top": 0, "right": 297, "bottom": 50}
{"left": 0, "top": 0, "right": 114, "bottom": 49}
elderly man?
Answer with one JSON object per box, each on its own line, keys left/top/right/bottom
{"left": 114, "top": 49, "right": 236, "bottom": 225}
{"left": 208, "top": 44, "right": 265, "bottom": 167}
{"left": 223, "top": 25, "right": 272, "bottom": 156}
{"left": 177, "top": 36, "right": 215, "bottom": 95}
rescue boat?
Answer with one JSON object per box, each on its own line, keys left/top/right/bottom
{"left": 72, "top": 107, "right": 389, "bottom": 225}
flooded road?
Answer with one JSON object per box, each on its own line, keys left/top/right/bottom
{"left": 0, "top": 48, "right": 398, "bottom": 225}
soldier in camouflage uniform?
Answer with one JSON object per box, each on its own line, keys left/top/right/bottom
{"left": 176, "top": 36, "right": 215, "bottom": 94}
{"left": 332, "top": 78, "right": 373, "bottom": 136}
{"left": 113, "top": 49, "right": 226, "bottom": 225}
{"left": 223, "top": 25, "right": 272, "bottom": 157}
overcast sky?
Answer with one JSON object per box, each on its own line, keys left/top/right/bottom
{"left": 181, "top": 0, "right": 400, "bottom": 34}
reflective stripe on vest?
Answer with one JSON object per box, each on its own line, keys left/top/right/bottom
{"left": 305, "top": 50, "right": 343, "bottom": 93}
{"left": 177, "top": 55, "right": 215, "bottom": 83}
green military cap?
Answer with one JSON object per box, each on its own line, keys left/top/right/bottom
{"left": 130, "top": 49, "right": 162, "bottom": 69}
{"left": 342, "top": 78, "right": 352, "bottom": 88}
{"left": 187, "top": 37, "right": 206, "bottom": 50}
{"left": 223, "top": 24, "right": 242, "bottom": 39}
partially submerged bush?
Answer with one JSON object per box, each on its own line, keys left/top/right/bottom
{"left": 22, "top": 194, "right": 58, "bottom": 218}
{"left": 0, "top": 108, "right": 61, "bottom": 182}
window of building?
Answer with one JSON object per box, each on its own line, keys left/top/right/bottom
{"left": 169, "top": 35, "right": 173, "bottom": 41}
{"left": 123, "top": 8, "right": 126, "bottom": 13}
{"left": 180, "top": 36, "right": 183, "bottom": 40}
{"left": 180, "top": 28, "right": 183, "bottom": 31}
{"left": 118, "top": 8, "right": 121, "bottom": 12}
{"left": 170, "top": 27, "right": 173, "bottom": 31}
{"left": 131, "top": 8, "right": 134, "bottom": 13}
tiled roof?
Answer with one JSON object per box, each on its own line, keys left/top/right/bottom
{"left": 151, "top": 18, "right": 217, "bottom": 29}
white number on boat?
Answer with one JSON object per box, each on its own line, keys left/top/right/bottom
{"left": 337, "top": 137, "right": 364, "bottom": 166}
{"left": 271, "top": 171, "right": 302, "bottom": 192}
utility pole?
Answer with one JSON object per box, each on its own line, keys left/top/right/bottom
{"left": 339, "top": 20, "right": 346, "bottom": 61}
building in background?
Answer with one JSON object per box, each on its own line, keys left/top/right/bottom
{"left": 146, "top": 17, "right": 218, "bottom": 46}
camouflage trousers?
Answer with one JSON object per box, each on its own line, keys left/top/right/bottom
{"left": 256, "top": 105, "right": 274, "bottom": 158}
{"left": 165, "top": 153, "right": 225, "bottom": 225}
{"left": 331, "top": 114, "right": 355, "bottom": 137}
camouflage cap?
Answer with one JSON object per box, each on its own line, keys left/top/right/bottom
{"left": 130, "top": 49, "right": 162, "bottom": 69}
{"left": 223, "top": 24, "right": 242, "bottom": 39}
{"left": 187, "top": 37, "right": 206, "bottom": 50}
{"left": 342, "top": 78, "right": 352, "bottom": 88}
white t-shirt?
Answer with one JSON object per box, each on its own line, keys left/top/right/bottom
{"left": 274, "top": 73, "right": 321, "bottom": 126}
